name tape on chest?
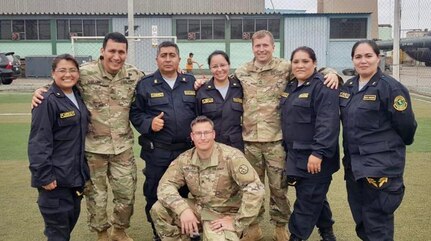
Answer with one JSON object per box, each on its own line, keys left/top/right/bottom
{"left": 339, "top": 92, "right": 350, "bottom": 99}
{"left": 298, "top": 93, "right": 309, "bottom": 99}
{"left": 363, "top": 95, "right": 377, "bottom": 101}
{"left": 150, "top": 92, "right": 164, "bottom": 98}
{"left": 281, "top": 92, "right": 289, "bottom": 98}
{"left": 60, "top": 111, "right": 75, "bottom": 119}
{"left": 393, "top": 95, "right": 408, "bottom": 111}
{"left": 202, "top": 98, "right": 214, "bottom": 104}
{"left": 184, "top": 90, "right": 196, "bottom": 96}
{"left": 233, "top": 97, "right": 243, "bottom": 104}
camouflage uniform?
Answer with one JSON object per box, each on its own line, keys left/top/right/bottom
{"left": 151, "top": 143, "right": 265, "bottom": 241}
{"left": 234, "top": 57, "right": 292, "bottom": 225}
{"left": 79, "top": 59, "right": 144, "bottom": 232}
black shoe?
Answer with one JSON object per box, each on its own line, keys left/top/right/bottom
{"left": 319, "top": 227, "right": 337, "bottom": 241}
{"left": 289, "top": 234, "right": 303, "bottom": 241}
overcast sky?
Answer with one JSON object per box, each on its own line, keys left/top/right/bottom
{"left": 265, "top": 0, "right": 431, "bottom": 32}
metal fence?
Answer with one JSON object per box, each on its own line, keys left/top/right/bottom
{"left": 71, "top": 36, "right": 177, "bottom": 74}
{"left": 265, "top": 0, "right": 431, "bottom": 96}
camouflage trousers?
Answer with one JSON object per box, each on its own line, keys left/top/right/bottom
{"left": 84, "top": 148, "right": 137, "bottom": 232}
{"left": 150, "top": 200, "right": 240, "bottom": 241}
{"left": 244, "top": 141, "right": 291, "bottom": 225}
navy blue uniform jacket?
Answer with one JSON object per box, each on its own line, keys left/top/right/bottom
{"left": 340, "top": 68, "right": 417, "bottom": 180}
{"left": 196, "top": 76, "right": 244, "bottom": 151}
{"left": 130, "top": 70, "right": 197, "bottom": 166}
{"left": 28, "top": 84, "right": 90, "bottom": 188}
{"left": 280, "top": 72, "right": 340, "bottom": 178}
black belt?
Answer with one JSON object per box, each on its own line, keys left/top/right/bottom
{"left": 153, "top": 141, "right": 192, "bottom": 151}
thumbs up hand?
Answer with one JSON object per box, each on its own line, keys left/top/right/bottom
{"left": 151, "top": 112, "right": 165, "bottom": 132}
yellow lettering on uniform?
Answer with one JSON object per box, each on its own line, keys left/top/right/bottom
{"left": 202, "top": 98, "right": 214, "bottom": 104}
{"left": 281, "top": 92, "right": 289, "bottom": 98}
{"left": 339, "top": 92, "right": 350, "bottom": 99}
{"left": 150, "top": 92, "right": 164, "bottom": 98}
{"left": 298, "top": 93, "right": 309, "bottom": 99}
{"left": 184, "top": 90, "right": 196, "bottom": 96}
{"left": 363, "top": 95, "right": 377, "bottom": 101}
{"left": 233, "top": 98, "right": 243, "bottom": 103}
{"left": 60, "top": 111, "right": 75, "bottom": 119}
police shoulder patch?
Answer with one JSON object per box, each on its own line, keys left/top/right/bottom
{"left": 393, "top": 95, "right": 408, "bottom": 111}
{"left": 238, "top": 164, "right": 249, "bottom": 175}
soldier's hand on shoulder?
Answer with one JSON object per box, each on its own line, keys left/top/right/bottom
{"left": 194, "top": 78, "right": 205, "bottom": 90}
{"left": 151, "top": 112, "right": 165, "bottom": 132}
{"left": 323, "top": 73, "right": 340, "bottom": 89}
{"left": 180, "top": 208, "right": 200, "bottom": 236}
{"left": 31, "top": 87, "right": 48, "bottom": 109}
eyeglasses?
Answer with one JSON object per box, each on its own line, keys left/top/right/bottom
{"left": 210, "top": 64, "right": 228, "bottom": 70}
{"left": 55, "top": 68, "right": 79, "bottom": 74}
{"left": 192, "top": 130, "right": 214, "bottom": 138}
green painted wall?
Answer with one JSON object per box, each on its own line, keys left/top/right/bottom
{"left": 0, "top": 42, "right": 52, "bottom": 57}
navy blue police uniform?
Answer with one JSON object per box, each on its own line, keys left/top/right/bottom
{"left": 196, "top": 76, "right": 244, "bottom": 152}
{"left": 129, "top": 70, "right": 196, "bottom": 237}
{"left": 28, "top": 83, "right": 89, "bottom": 241}
{"left": 339, "top": 68, "right": 417, "bottom": 241}
{"left": 280, "top": 72, "right": 340, "bottom": 240}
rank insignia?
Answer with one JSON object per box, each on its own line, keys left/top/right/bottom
{"left": 298, "top": 93, "right": 309, "bottom": 99}
{"left": 238, "top": 164, "right": 249, "bottom": 175}
{"left": 184, "top": 90, "right": 196, "bottom": 96}
{"left": 60, "top": 111, "right": 75, "bottom": 119}
{"left": 233, "top": 98, "right": 243, "bottom": 103}
{"left": 339, "top": 92, "right": 350, "bottom": 99}
{"left": 150, "top": 92, "right": 164, "bottom": 98}
{"left": 154, "top": 79, "right": 158, "bottom": 84}
{"left": 363, "top": 95, "right": 377, "bottom": 101}
{"left": 201, "top": 98, "right": 214, "bottom": 104}
{"left": 366, "top": 177, "right": 389, "bottom": 189}
{"left": 281, "top": 92, "right": 289, "bottom": 98}
{"left": 393, "top": 95, "right": 408, "bottom": 111}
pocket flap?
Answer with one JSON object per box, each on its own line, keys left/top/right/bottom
{"left": 359, "top": 141, "right": 390, "bottom": 155}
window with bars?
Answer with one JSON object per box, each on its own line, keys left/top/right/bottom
{"left": 176, "top": 19, "right": 225, "bottom": 40}
{"left": 330, "top": 18, "right": 367, "bottom": 39}
{"left": 230, "top": 18, "right": 280, "bottom": 40}
{"left": 0, "top": 19, "right": 51, "bottom": 40}
{"left": 57, "top": 19, "right": 109, "bottom": 40}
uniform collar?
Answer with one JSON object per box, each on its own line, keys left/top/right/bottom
{"left": 152, "top": 70, "right": 188, "bottom": 86}
{"left": 190, "top": 143, "right": 220, "bottom": 169}
{"left": 51, "top": 82, "right": 78, "bottom": 98}
{"left": 291, "top": 71, "right": 320, "bottom": 89}
{"left": 205, "top": 76, "right": 241, "bottom": 91}
{"left": 246, "top": 57, "right": 280, "bottom": 73}
{"left": 345, "top": 68, "right": 382, "bottom": 91}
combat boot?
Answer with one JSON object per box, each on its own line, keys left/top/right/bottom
{"left": 318, "top": 227, "right": 336, "bottom": 241}
{"left": 110, "top": 227, "right": 133, "bottom": 241}
{"left": 273, "top": 224, "right": 290, "bottom": 241}
{"left": 288, "top": 234, "right": 303, "bottom": 241}
{"left": 97, "top": 230, "right": 109, "bottom": 241}
{"left": 240, "top": 223, "right": 263, "bottom": 241}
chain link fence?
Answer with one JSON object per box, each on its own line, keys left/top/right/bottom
{"left": 71, "top": 36, "right": 177, "bottom": 74}
{"left": 265, "top": 0, "right": 431, "bottom": 96}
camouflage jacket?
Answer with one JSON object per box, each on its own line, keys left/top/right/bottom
{"left": 235, "top": 57, "right": 292, "bottom": 142}
{"left": 157, "top": 143, "right": 264, "bottom": 233}
{"left": 78, "top": 59, "right": 144, "bottom": 154}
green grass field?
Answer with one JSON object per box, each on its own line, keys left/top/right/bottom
{"left": 0, "top": 93, "right": 430, "bottom": 241}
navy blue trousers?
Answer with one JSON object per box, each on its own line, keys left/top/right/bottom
{"left": 37, "top": 188, "right": 82, "bottom": 241}
{"left": 288, "top": 176, "right": 334, "bottom": 239}
{"left": 345, "top": 169, "right": 404, "bottom": 241}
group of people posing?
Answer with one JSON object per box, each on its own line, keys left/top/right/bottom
{"left": 28, "top": 30, "right": 417, "bottom": 241}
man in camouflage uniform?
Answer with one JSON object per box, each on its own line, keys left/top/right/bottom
{"left": 33, "top": 32, "right": 144, "bottom": 241}
{"left": 79, "top": 32, "right": 144, "bottom": 241}
{"left": 234, "top": 30, "right": 339, "bottom": 241}
{"left": 150, "top": 116, "right": 265, "bottom": 241}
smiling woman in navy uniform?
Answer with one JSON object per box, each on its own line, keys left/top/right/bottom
{"left": 28, "top": 54, "right": 89, "bottom": 241}
{"left": 196, "top": 50, "right": 244, "bottom": 152}
{"left": 280, "top": 46, "right": 340, "bottom": 241}
{"left": 340, "top": 40, "right": 417, "bottom": 241}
